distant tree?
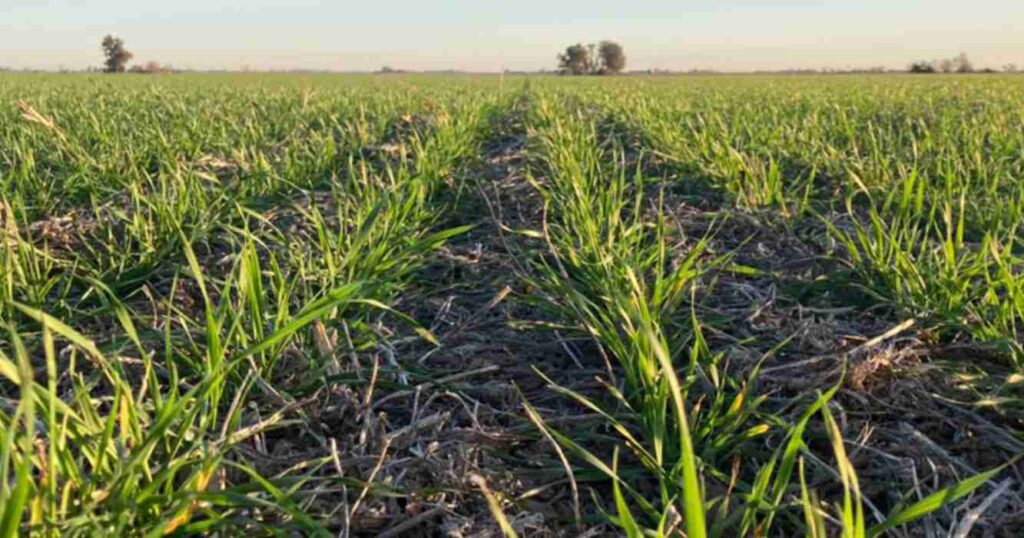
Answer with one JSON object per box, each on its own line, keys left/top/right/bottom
{"left": 598, "top": 40, "right": 627, "bottom": 74}
{"left": 558, "top": 43, "right": 591, "bottom": 75}
{"left": 558, "top": 41, "right": 626, "bottom": 75}
{"left": 954, "top": 52, "right": 974, "bottom": 73}
{"left": 101, "top": 35, "right": 132, "bottom": 73}
{"left": 1004, "top": 63, "right": 1019, "bottom": 73}
{"left": 909, "top": 61, "right": 936, "bottom": 73}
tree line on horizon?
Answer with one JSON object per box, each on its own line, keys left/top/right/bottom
{"left": 86, "top": 35, "right": 1020, "bottom": 75}
{"left": 909, "top": 52, "right": 976, "bottom": 73}
{"left": 908, "top": 52, "right": 1019, "bottom": 74}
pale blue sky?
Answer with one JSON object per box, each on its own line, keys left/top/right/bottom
{"left": 2, "top": 0, "right": 1022, "bottom": 71}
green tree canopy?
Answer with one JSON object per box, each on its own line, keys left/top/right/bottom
{"left": 101, "top": 35, "right": 133, "bottom": 73}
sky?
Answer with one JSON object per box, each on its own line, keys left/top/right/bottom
{"left": 2, "top": 0, "right": 1023, "bottom": 72}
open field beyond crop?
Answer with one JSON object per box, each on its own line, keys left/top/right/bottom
{"left": 1, "top": 73, "right": 1023, "bottom": 536}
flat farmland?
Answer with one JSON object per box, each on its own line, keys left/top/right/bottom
{"left": 1, "top": 73, "right": 1023, "bottom": 536}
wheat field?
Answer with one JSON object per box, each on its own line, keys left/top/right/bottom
{"left": 1, "top": 73, "right": 1022, "bottom": 536}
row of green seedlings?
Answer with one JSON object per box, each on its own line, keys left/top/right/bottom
{"left": 0, "top": 85, "right": 489, "bottom": 329}
{"left": 597, "top": 80, "right": 1024, "bottom": 370}
{"left": 0, "top": 85, "right": 412, "bottom": 324}
{"left": 0, "top": 88, "right": 505, "bottom": 535}
{"left": 509, "top": 94, "right": 1001, "bottom": 537}
{"left": 0, "top": 83, "right": 415, "bottom": 215}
